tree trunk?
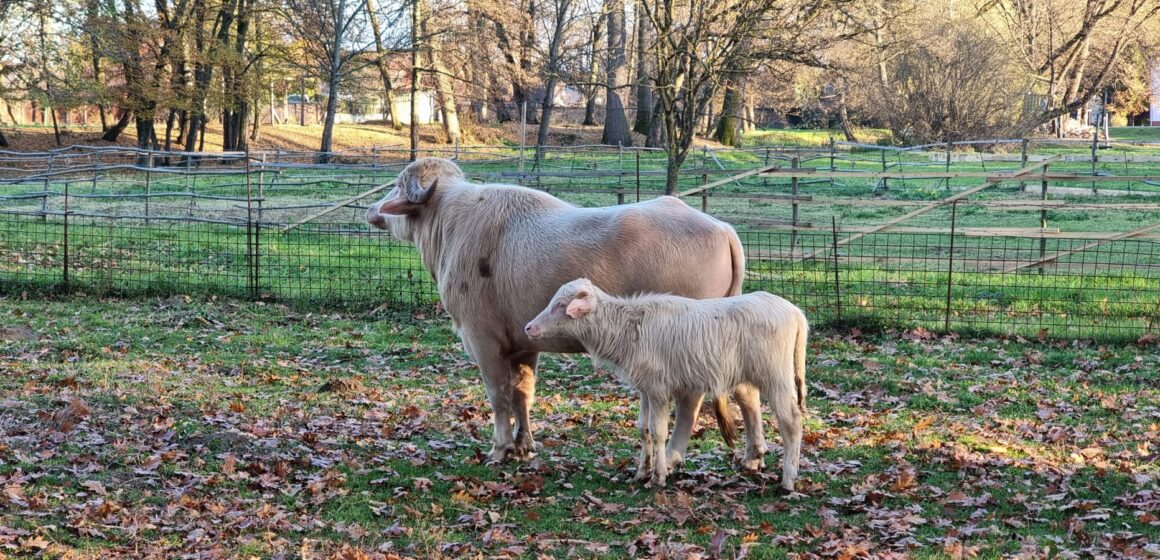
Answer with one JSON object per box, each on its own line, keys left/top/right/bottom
{"left": 600, "top": 0, "right": 631, "bottom": 146}
{"left": 367, "top": 0, "right": 402, "bottom": 129}
{"left": 582, "top": 14, "right": 603, "bottom": 126}
{"left": 409, "top": 0, "right": 420, "bottom": 160}
{"left": 85, "top": 0, "right": 108, "bottom": 131}
{"left": 632, "top": 1, "right": 652, "bottom": 135}
{"left": 319, "top": 57, "right": 342, "bottom": 160}
{"left": 837, "top": 88, "right": 857, "bottom": 142}
{"left": 713, "top": 85, "right": 743, "bottom": 147}
{"left": 102, "top": 109, "right": 132, "bottom": 141}
{"left": 535, "top": 0, "right": 571, "bottom": 162}
{"left": 222, "top": 0, "right": 250, "bottom": 152}
{"left": 421, "top": 8, "right": 461, "bottom": 146}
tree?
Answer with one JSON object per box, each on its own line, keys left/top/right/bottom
{"left": 980, "top": 0, "right": 1160, "bottom": 133}
{"left": 600, "top": 0, "right": 631, "bottom": 146}
{"left": 581, "top": 12, "right": 603, "bottom": 126}
{"left": 632, "top": 0, "right": 653, "bottom": 135}
{"left": 875, "top": 18, "right": 1035, "bottom": 143}
{"left": 420, "top": 0, "right": 461, "bottom": 146}
{"left": 534, "top": 0, "right": 574, "bottom": 161}
{"left": 281, "top": 0, "right": 372, "bottom": 161}
{"left": 366, "top": 0, "right": 403, "bottom": 130}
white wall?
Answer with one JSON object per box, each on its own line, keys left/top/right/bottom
{"left": 1151, "top": 62, "right": 1160, "bottom": 125}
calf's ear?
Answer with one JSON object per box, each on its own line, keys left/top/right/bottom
{"left": 565, "top": 298, "right": 591, "bottom": 318}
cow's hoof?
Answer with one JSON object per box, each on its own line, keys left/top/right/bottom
{"left": 648, "top": 474, "right": 667, "bottom": 488}
{"left": 633, "top": 468, "right": 650, "bottom": 482}
{"left": 485, "top": 443, "right": 516, "bottom": 465}
{"left": 739, "top": 457, "right": 765, "bottom": 473}
{"left": 512, "top": 434, "right": 538, "bottom": 460}
{"left": 665, "top": 449, "right": 685, "bottom": 471}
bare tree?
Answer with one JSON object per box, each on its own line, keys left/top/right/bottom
{"left": 581, "top": 12, "right": 604, "bottom": 126}
{"left": 632, "top": 0, "right": 653, "bottom": 135}
{"left": 600, "top": 0, "right": 631, "bottom": 146}
{"left": 642, "top": 0, "right": 852, "bottom": 193}
{"left": 420, "top": 0, "right": 461, "bottom": 146}
{"left": 534, "top": 0, "right": 574, "bottom": 161}
{"left": 366, "top": 0, "right": 403, "bottom": 130}
{"left": 980, "top": 0, "right": 1160, "bottom": 133}
{"left": 281, "top": 0, "right": 372, "bottom": 161}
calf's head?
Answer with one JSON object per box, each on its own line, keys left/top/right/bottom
{"left": 525, "top": 278, "right": 600, "bottom": 340}
{"left": 366, "top": 158, "right": 466, "bottom": 240}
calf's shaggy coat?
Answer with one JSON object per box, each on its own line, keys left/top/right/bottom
{"left": 526, "top": 278, "right": 808, "bottom": 490}
{"left": 366, "top": 158, "right": 764, "bottom": 465}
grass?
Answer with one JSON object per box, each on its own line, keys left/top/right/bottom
{"left": 1, "top": 296, "right": 1157, "bottom": 558}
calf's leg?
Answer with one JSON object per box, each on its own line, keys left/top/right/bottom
{"left": 768, "top": 381, "right": 803, "bottom": 492}
{"left": 665, "top": 391, "right": 704, "bottom": 470}
{"left": 645, "top": 394, "right": 672, "bottom": 487}
{"left": 735, "top": 383, "right": 767, "bottom": 471}
{"left": 635, "top": 393, "right": 653, "bottom": 482}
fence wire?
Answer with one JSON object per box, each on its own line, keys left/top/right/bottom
{"left": 2, "top": 143, "right": 1159, "bottom": 341}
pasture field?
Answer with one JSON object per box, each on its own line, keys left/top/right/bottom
{"left": 1, "top": 296, "right": 1158, "bottom": 559}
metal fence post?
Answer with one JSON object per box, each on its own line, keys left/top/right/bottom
{"left": 944, "top": 140, "right": 952, "bottom": 190}
{"left": 700, "top": 173, "right": 708, "bottom": 213}
{"left": 62, "top": 177, "right": 70, "bottom": 293}
{"left": 1091, "top": 131, "right": 1099, "bottom": 195}
{"left": 944, "top": 201, "right": 958, "bottom": 332}
{"left": 829, "top": 137, "right": 836, "bottom": 191}
{"left": 1040, "top": 163, "right": 1049, "bottom": 275}
{"left": 245, "top": 146, "right": 258, "bottom": 299}
{"left": 1019, "top": 138, "right": 1029, "bottom": 194}
{"left": 880, "top": 148, "right": 889, "bottom": 192}
{"left": 635, "top": 150, "right": 641, "bottom": 203}
{"left": 145, "top": 152, "right": 153, "bottom": 225}
{"left": 832, "top": 216, "right": 841, "bottom": 321}
{"left": 790, "top": 156, "right": 800, "bottom": 256}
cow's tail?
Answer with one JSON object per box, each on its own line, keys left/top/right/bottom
{"left": 726, "top": 231, "right": 746, "bottom": 298}
{"left": 795, "top": 313, "right": 808, "bottom": 415}
{"left": 712, "top": 230, "right": 747, "bottom": 450}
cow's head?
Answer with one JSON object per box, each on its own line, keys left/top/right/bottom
{"left": 525, "top": 278, "right": 599, "bottom": 339}
{"left": 366, "top": 158, "right": 466, "bottom": 240}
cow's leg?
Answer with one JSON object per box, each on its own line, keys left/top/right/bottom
{"left": 467, "top": 340, "right": 517, "bottom": 464}
{"left": 510, "top": 352, "right": 539, "bottom": 459}
{"left": 665, "top": 391, "right": 704, "bottom": 471}
{"left": 646, "top": 393, "right": 672, "bottom": 487}
{"left": 768, "top": 381, "right": 803, "bottom": 492}
{"left": 735, "top": 383, "right": 767, "bottom": 472}
{"left": 634, "top": 393, "right": 653, "bottom": 482}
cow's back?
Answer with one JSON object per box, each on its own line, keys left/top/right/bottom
{"left": 480, "top": 197, "right": 738, "bottom": 354}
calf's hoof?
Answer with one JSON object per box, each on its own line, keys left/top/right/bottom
{"left": 665, "top": 449, "right": 685, "bottom": 471}
{"left": 647, "top": 473, "right": 667, "bottom": 488}
{"left": 633, "top": 468, "right": 651, "bottom": 482}
{"left": 485, "top": 443, "right": 517, "bottom": 465}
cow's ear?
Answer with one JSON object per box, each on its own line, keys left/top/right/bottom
{"left": 565, "top": 298, "right": 591, "bottom": 318}
{"left": 378, "top": 196, "right": 417, "bottom": 215}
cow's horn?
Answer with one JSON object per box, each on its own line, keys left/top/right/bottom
{"left": 405, "top": 177, "right": 438, "bottom": 204}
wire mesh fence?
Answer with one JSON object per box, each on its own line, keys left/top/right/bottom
{"left": 2, "top": 141, "right": 1159, "bottom": 340}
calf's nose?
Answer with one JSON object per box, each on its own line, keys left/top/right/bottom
{"left": 525, "top": 323, "right": 540, "bottom": 338}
